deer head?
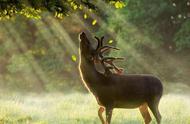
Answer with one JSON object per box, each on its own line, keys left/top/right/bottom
{"left": 79, "top": 32, "right": 124, "bottom": 74}
{"left": 79, "top": 32, "right": 95, "bottom": 62}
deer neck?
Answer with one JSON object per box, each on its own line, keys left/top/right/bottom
{"left": 79, "top": 55, "right": 104, "bottom": 93}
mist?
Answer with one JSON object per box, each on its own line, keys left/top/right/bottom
{"left": 0, "top": 0, "right": 190, "bottom": 123}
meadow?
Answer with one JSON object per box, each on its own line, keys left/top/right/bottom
{"left": 0, "top": 88, "right": 190, "bottom": 124}
{"left": 0, "top": 1, "right": 190, "bottom": 124}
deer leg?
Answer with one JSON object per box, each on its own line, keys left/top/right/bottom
{"left": 148, "top": 98, "right": 162, "bottom": 124}
{"left": 139, "top": 103, "right": 152, "bottom": 124}
{"left": 105, "top": 107, "right": 113, "bottom": 124}
{"left": 98, "top": 106, "right": 106, "bottom": 124}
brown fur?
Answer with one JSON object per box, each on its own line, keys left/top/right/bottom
{"left": 79, "top": 32, "right": 163, "bottom": 124}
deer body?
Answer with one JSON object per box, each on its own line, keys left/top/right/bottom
{"left": 79, "top": 32, "right": 163, "bottom": 124}
{"left": 80, "top": 52, "right": 162, "bottom": 107}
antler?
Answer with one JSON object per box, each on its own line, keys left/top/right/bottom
{"left": 95, "top": 36, "right": 104, "bottom": 51}
{"left": 98, "top": 46, "right": 120, "bottom": 57}
{"left": 94, "top": 36, "right": 119, "bottom": 57}
{"left": 94, "top": 36, "right": 124, "bottom": 75}
{"left": 101, "top": 57, "right": 124, "bottom": 74}
{"left": 102, "top": 57, "right": 124, "bottom": 62}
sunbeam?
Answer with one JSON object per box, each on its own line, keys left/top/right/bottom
{"left": 3, "top": 22, "right": 49, "bottom": 91}
{"left": 0, "top": 1, "right": 189, "bottom": 124}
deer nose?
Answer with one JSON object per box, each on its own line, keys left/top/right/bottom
{"left": 79, "top": 32, "right": 88, "bottom": 41}
{"left": 80, "top": 32, "right": 86, "bottom": 37}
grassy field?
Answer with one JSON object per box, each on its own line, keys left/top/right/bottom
{"left": 0, "top": 92, "right": 190, "bottom": 124}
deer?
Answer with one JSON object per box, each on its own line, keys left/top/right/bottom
{"left": 78, "top": 32, "right": 163, "bottom": 124}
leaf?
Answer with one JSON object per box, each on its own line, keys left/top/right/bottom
{"left": 70, "top": 2, "right": 78, "bottom": 10}
{"left": 115, "top": 1, "right": 126, "bottom": 9}
{"left": 108, "top": 40, "right": 113, "bottom": 44}
{"left": 84, "top": 14, "right": 88, "bottom": 19}
{"left": 73, "top": 5, "right": 78, "bottom": 10}
{"left": 79, "top": 5, "right": 83, "bottom": 10}
{"left": 92, "top": 19, "right": 97, "bottom": 25}
{"left": 71, "top": 55, "right": 77, "bottom": 62}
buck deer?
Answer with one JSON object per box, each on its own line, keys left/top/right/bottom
{"left": 79, "top": 32, "right": 163, "bottom": 124}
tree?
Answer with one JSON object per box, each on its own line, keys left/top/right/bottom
{"left": 0, "top": 0, "right": 125, "bottom": 19}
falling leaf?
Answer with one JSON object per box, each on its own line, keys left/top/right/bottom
{"left": 79, "top": 5, "right": 83, "bottom": 10}
{"left": 89, "top": 9, "right": 92, "bottom": 12}
{"left": 70, "top": 2, "right": 78, "bottom": 10}
{"left": 73, "top": 5, "right": 78, "bottom": 10}
{"left": 108, "top": 40, "right": 113, "bottom": 44}
{"left": 84, "top": 14, "right": 88, "bottom": 19}
{"left": 92, "top": 19, "right": 97, "bottom": 25}
{"left": 71, "top": 55, "right": 77, "bottom": 62}
{"left": 115, "top": 1, "right": 126, "bottom": 9}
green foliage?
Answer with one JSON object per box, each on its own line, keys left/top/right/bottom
{"left": 7, "top": 53, "right": 32, "bottom": 73}
{"left": 0, "top": 16, "right": 82, "bottom": 92}
{"left": 19, "top": 7, "right": 42, "bottom": 19}
{"left": 125, "top": 0, "right": 170, "bottom": 43}
{"left": 125, "top": 0, "right": 190, "bottom": 51}
{"left": 102, "top": 0, "right": 190, "bottom": 51}
{"left": 0, "top": 0, "right": 124, "bottom": 19}
{"left": 97, "top": 0, "right": 190, "bottom": 82}
{"left": 110, "top": 1, "right": 126, "bottom": 9}
{"left": 174, "top": 20, "right": 190, "bottom": 51}
{"left": 0, "top": 0, "right": 189, "bottom": 92}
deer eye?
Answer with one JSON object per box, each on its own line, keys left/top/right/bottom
{"left": 87, "top": 55, "right": 94, "bottom": 61}
{"left": 89, "top": 56, "right": 94, "bottom": 61}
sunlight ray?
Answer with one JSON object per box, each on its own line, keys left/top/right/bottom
{"left": 33, "top": 16, "right": 81, "bottom": 77}
{"left": 33, "top": 17, "right": 66, "bottom": 55}
{"left": 3, "top": 22, "right": 49, "bottom": 90}
{"left": 0, "top": 26, "right": 29, "bottom": 89}
{"left": 46, "top": 16, "right": 78, "bottom": 55}
{"left": 78, "top": 4, "right": 159, "bottom": 74}
{"left": 90, "top": 1, "right": 188, "bottom": 78}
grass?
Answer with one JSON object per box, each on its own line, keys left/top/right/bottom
{"left": 0, "top": 92, "right": 190, "bottom": 124}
